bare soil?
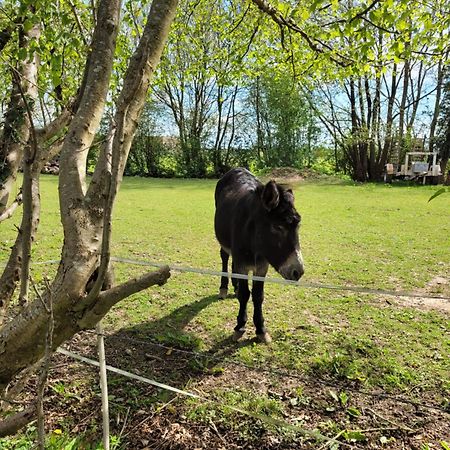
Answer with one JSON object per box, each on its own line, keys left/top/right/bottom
{"left": 383, "top": 276, "right": 450, "bottom": 313}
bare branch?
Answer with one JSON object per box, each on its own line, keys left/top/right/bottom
{"left": 78, "top": 266, "right": 171, "bottom": 329}
{"left": 348, "top": 0, "right": 383, "bottom": 23}
{"left": 1, "top": 362, "right": 41, "bottom": 408}
{"left": 36, "top": 280, "right": 54, "bottom": 449}
{"left": 13, "top": 82, "right": 37, "bottom": 306}
{"left": 35, "top": 105, "right": 74, "bottom": 143}
{"left": 0, "top": 189, "right": 22, "bottom": 223}
{"left": 67, "top": 0, "right": 90, "bottom": 47}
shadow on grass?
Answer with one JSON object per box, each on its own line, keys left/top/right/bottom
{"left": 104, "top": 293, "right": 256, "bottom": 392}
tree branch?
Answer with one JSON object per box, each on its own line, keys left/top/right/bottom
{"left": 77, "top": 266, "right": 171, "bottom": 329}
{"left": 85, "top": 0, "right": 179, "bottom": 299}
{"left": 67, "top": 0, "right": 90, "bottom": 47}
{"left": 0, "top": 406, "right": 36, "bottom": 438}
{"left": 0, "top": 189, "right": 22, "bottom": 223}
{"left": 250, "top": 0, "right": 352, "bottom": 67}
{"left": 58, "top": 0, "right": 121, "bottom": 217}
{"left": 35, "top": 279, "right": 54, "bottom": 450}
{"left": 35, "top": 105, "right": 74, "bottom": 143}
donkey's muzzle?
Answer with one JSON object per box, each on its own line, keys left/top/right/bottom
{"left": 279, "top": 250, "right": 304, "bottom": 281}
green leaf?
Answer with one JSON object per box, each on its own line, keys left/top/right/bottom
{"left": 18, "top": 47, "right": 28, "bottom": 61}
{"left": 346, "top": 406, "right": 361, "bottom": 417}
{"left": 299, "top": 9, "right": 310, "bottom": 21}
{"left": 338, "top": 391, "right": 349, "bottom": 406}
{"left": 428, "top": 188, "right": 446, "bottom": 202}
{"left": 63, "top": 438, "right": 78, "bottom": 450}
{"left": 23, "top": 19, "right": 35, "bottom": 33}
{"left": 343, "top": 430, "right": 366, "bottom": 442}
{"left": 397, "top": 19, "right": 408, "bottom": 31}
{"left": 329, "top": 389, "right": 339, "bottom": 402}
{"left": 441, "top": 441, "right": 450, "bottom": 450}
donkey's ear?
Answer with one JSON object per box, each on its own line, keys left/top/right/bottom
{"left": 262, "top": 180, "right": 279, "bottom": 210}
{"left": 285, "top": 188, "right": 295, "bottom": 204}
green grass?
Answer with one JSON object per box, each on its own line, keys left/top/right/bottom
{"left": 1, "top": 175, "right": 449, "bottom": 446}
{"left": 1, "top": 176, "right": 449, "bottom": 379}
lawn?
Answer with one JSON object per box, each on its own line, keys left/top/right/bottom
{"left": 0, "top": 174, "right": 449, "bottom": 449}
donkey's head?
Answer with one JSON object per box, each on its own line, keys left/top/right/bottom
{"left": 256, "top": 180, "right": 304, "bottom": 281}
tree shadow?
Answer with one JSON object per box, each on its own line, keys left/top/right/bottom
{"left": 103, "top": 293, "right": 256, "bottom": 392}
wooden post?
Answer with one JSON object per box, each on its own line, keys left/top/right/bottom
{"left": 96, "top": 321, "right": 110, "bottom": 450}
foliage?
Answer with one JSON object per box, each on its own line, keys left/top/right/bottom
{"left": 125, "top": 102, "right": 179, "bottom": 177}
{"left": 248, "top": 74, "right": 321, "bottom": 169}
{"left": 0, "top": 424, "right": 120, "bottom": 450}
{"left": 0, "top": 0, "right": 91, "bottom": 112}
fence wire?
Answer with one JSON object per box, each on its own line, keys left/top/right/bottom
{"left": 25, "top": 256, "right": 450, "bottom": 302}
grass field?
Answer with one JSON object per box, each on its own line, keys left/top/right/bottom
{"left": 0, "top": 174, "right": 449, "bottom": 449}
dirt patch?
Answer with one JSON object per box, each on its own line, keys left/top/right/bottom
{"left": 265, "top": 167, "right": 305, "bottom": 183}
{"left": 427, "top": 276, "right": 449, "bottom": 289}
{"left": 379, "top": 295, "right": 450, "bottom": 314}
{"left": 365, "top": 275, "right": 450, "bottom": 314}
{"left": 262, "top": 167, "right": 345, "bottom": 186}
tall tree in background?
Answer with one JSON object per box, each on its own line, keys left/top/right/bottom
{"left": 435, "top": 68, "right": 450, "bottom": 175}
{"left": 251, "top": 74, "right": 320, "bottom": 168}
{"left": 252, "top": 0, "right": 450, "bottom": 181}
{"left": 155, "top": 0, "right": 259, "bottom": 177}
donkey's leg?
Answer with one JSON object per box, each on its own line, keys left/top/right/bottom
{"left": 219, "top": 248, "right": 229, "bottom": 299}
{"left": 234, "top": 267, "right": 250, "bottom": 340}
{"left": 252, "top": 262, "right": 271, "bottom": 344}
{"left": 231, "top": 261, "right": 238, "bottom": 295}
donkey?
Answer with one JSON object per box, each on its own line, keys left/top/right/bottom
{"left": 214, "top": 168, "right": 304, "bottom": 343}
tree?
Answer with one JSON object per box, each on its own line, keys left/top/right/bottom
{"left": 250, "top": 74, "right": 320, "bottom": 168}
{"left": 154, "top": 0, "right": 265, "bottom": 177}
{"left": 125, "top": 102, "right": 179, "bottom": 177}
{"left": 435, "top": 68, "right": 450, "bottom": 175}
{"left": 0, "top": 0, "right": 177, "bottom": 436}
{"left": 2, "top": 0, "right": 450, "bottom": 438}
{"left": 251, "top": 0, "right": 450, "bottom": 181}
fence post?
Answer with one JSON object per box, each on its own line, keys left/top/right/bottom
{"left": 96, "top": 321, "right": 110, "bottom": 450}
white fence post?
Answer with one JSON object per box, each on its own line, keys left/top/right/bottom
{"left": 96, "top": 321, "right": 110, "bottom": 450}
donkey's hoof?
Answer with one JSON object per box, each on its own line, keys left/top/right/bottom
{"left": 256, "top": 332, "right": 272, "bottom": 344}
{"left": 232, "top": 329, "right": 246, "bottom": 341}
{"left": 218, "top": 288, "right": 228, "bottom": 299}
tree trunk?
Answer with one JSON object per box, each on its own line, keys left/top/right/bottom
{"left": 0, "top": 21, "right": 39, "bottom": 215}
{"left": 382, "top": 63, "right": 398, "bottom": 166}
{"left": 349, "top": 78, "right": 367, "bottom": 181}
{"left": 0, "top": 0, "right": 178, "bottom": 400}
{"left": 429, "top": 57, "right": 446, "bottom": 153}
{"left": 398, "top": 53, "right": 411, "bottom": 161}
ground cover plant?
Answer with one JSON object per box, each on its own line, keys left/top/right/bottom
{"left": 0, "top": 174, "right": 449, "bottom": 449}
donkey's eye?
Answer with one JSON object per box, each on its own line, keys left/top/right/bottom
{"left": 271, "top": 224, "right": 284, "bottom": 233}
